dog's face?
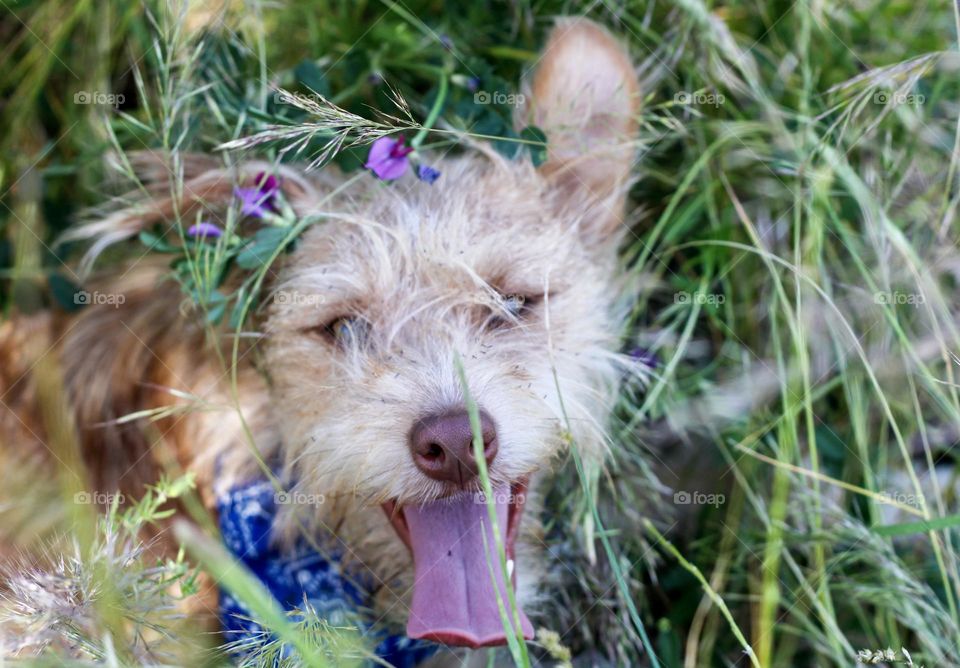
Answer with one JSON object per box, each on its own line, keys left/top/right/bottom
{"left": 260, "top": 20, "right": 640, "bottom": 648}
{"left": 264, "top": 157, "right": 619, "bottom": 504}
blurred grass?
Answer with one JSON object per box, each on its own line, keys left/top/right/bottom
{"left": 3, "top": 0, "right": 960, "bottom": 666}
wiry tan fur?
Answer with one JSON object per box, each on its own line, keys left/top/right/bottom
{"left": 0, "top": 18, "right": 642, "bottom": 658}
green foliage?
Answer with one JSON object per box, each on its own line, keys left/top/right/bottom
{"left": 3, "top": 0, "right": 960, "bottom": 667}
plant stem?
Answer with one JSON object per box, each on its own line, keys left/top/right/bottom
{"left": 411, "top": 68, "right": 449, "bottom": 149}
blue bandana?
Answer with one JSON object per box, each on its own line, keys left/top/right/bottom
{"left": 217, "top": 478, "right": 437, "bottom": 667}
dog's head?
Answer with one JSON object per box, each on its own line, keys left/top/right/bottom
{"left": 261, "top": 19, "right": 641, "bottom": 647}
{"left": 68, "top": 17, "right": 641, "bottom": 650}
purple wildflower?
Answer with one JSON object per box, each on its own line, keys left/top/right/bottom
{"left": 235, "top": 172, "right": 281, "bottom": 218}
{"left": 365, "top": 136, "right": 414, "bottom": 180}
{"left": 417, "top": 164, "right": 441, "bottom": 184}
{"left": 627, "top": 347, "right": 658, "bottom": 369}
{"left": 186, "top": 221, "right": 223, "bottom": 239}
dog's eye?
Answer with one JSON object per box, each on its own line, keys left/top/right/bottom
{"left": 487, "top": 293, "right": 539, "bottom": 329}
{"left": 318, "top": 316, "right": 369, "bottom": 347}
{"left": 501, "top": 294, "right": 527, "bottom": 317}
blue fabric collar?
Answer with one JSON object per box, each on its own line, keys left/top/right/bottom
{"left": 217, "top": 477, "right": 436, "bottom": 667}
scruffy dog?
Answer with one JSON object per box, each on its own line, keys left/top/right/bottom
{"left": 0, "top": 18, "right": 640, "bottom": 659}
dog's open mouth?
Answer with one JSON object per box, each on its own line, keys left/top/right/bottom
{"left": 381, "top": 480, "right": 535, "bottom": 648}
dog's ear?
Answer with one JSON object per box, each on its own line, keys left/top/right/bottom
{"left": 521, "top": 19, "right": 640, "bottom": 243}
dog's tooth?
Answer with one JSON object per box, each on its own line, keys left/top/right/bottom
{"left": 507, "top": 559, "right": 515, "bottom": 578}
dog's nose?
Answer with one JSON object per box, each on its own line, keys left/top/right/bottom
{"left": 409, "top": 410, "right": 498, "bottom": 485}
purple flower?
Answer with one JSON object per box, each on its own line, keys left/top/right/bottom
{"left": 235, "top": 172, "right": 281, "bottom": 218}
{"left": 365, "top": 136, "right": 414, "bottom": 180}
{"left": 417, "top": 164, "right": 441, "bottom": 184}
{"left": 186, "top": 221, "right": 223, "bottom": 239}
{"left": 627, "top": 347, "right": 658, "bottom": 369}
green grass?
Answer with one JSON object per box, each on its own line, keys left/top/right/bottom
{"left": 3, "top": 0, "right": 960, "bottom": 666}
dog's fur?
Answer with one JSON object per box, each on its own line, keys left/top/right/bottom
{"left": 0, "top": 18, "right": 641, "bottom": 657}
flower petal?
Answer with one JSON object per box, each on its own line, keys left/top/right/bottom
{"left": 366, "top": 137, "right": 410, "bottom": 181}
{"left": 235, "top": 187, "right": 270, "bottom": 218}
{"left": 187, "top": 221, "right": 223, "bottom": 239}
{"left": 417, "top": 165, "right": 441, "bottom": 184}
{"left": 234, "top": 172, "right": 281, "bottom": 218}
{"left": 366, "top": 136, "right": 396, "bottom": 166}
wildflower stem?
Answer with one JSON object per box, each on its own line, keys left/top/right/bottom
{"left": 411, "top": 68, "right": 449, "bottom": 149}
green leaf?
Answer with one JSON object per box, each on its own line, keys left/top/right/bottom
{"left": 236, "top": 226, "right": 291, "bottom": 270}
{"left": 161, "top": 472, "right": 196, "bottom": 499}
{"left": 203, "top": 289, "right": 228, "bottom": 324}
{"left": 229, "top": 284, "right": 260, "bottom": 330}
{"left": 48, "top": 273, "right": 85, "bottom": 312}
{"left": 138, "top": 229, "right": 181, "bottom": 253}
{"left": 872, "top": 513, "right": 960, "bottom": 536}
{"left": 333, "top": 144, "right": 366, "bottom": 172}
{"left": 293, "top": 59, "right": 331, "bottom": 98}
{"left": 521, "top": 125, "right": 548, "bottom": 167}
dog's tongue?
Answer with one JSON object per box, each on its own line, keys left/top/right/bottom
{"left": 402, "top": 486, "right": 534, "bottom": 648}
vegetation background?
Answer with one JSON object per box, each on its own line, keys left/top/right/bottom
{"left": 2, "top": 0, "right": 959, "bottom": 666}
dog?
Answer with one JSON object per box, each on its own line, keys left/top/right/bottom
{"left": 0, "top": 17, "right": 641, "bottom": 661}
